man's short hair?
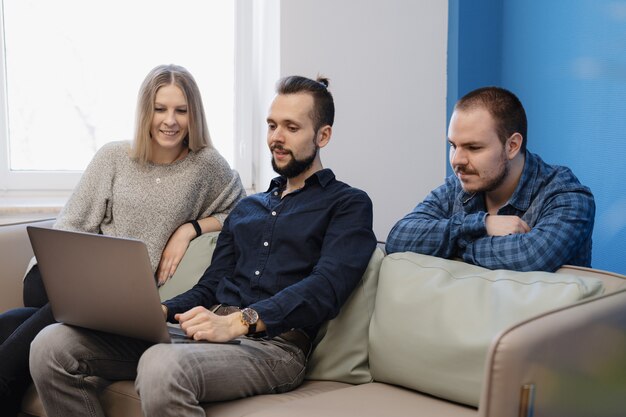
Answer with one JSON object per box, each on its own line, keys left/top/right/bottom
{"left": 276, "top": 75, "right": 335, "bottom": 131}
{"left": 455, "top": 86, "right": 528, "bottom": 152}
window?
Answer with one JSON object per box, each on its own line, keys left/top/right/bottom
{"left": 0, "top": 0, "right": 251, "bottom": 192}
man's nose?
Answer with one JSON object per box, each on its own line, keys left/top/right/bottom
{"left": 270, "top": 127, "right": 284, "bottom": 142}
{"left": 450, "top": 147, "right": 467, "bottom": 166}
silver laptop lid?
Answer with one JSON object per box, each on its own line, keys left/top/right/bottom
{"left": 27, "top": 226, "right": 171, "bottom": 343}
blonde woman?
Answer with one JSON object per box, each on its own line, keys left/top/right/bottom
{"left": 0, "top": 64, "right": 245, "bottom": 413}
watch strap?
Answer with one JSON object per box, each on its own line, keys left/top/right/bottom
{"left": 186, "top": 220, "right": 202, "bottom": 238}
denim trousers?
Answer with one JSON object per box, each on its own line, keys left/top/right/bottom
{"left": 30, "top": 323, "right": 307, "bottom": 417}
{"left": 0, "top": 265, "right": 55, "bottom": 415}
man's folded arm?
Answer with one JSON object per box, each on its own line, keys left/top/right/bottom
{"left": 463, "top": 190, "right": 595, "bottom": 271}
{"left": 386, "top": 182, "right": 486, "bottom": 257}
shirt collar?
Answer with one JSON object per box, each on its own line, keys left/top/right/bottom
{"left": 506, "top": 151, "right": 539, "bottom": 211}
{"left": 457, "top": 151, "right": 538, "bottom": 211}
{"left": 265, "top": 168, "right": 336, "bottom": 192}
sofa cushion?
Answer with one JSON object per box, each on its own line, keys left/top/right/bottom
{"left": 243, "top": 382, "right": 478, "bottom": 417}
{"left": 204, "top": 380, "right": 352, "bottom": 416}
{"left": 22, "top": 378, "right": 351, "bottom": 417}
{"left": 158, "top": 231, "right": 220, "bottom": 301}
{"left": 369, "top": 252, "right": 604, "bottom": 407}
{"left": 305, "top": 247, "right": 384, "bottom": 384}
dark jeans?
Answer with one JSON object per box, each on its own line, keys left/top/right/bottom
{"left": 0, "top": 265, "right": 56, "bottom": 415}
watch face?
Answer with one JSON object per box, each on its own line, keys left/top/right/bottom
{"left": 241, "top": 308, "right": 258, "bottom": 325}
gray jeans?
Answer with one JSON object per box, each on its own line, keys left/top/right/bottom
{"left": 29, "top": 323, "right": 307, "bottom": 417}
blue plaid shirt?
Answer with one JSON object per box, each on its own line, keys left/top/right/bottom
{"left": 164, "top": 169, "right": 377, "bottom": 339}
{"left": 386, "top": 152, "right": 595, "bottom": 272}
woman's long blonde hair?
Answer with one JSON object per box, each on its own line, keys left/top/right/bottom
{"left": 130, "top": 64, "right": 212, "bottom": 164}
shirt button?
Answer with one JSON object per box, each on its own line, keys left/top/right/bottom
{"left": 254, "top": 270, "right": 260, "bottom": 276}
{"left": 271, "top": 211, "right": 277, "bottom": 216}
{"left": 274, "top": 191, "right": 278, "bottom": 196}
{"left": 263, "top": 241, "right": 269, "bottom": 247}
{"left": 155, "top": 178, "right": 161, "bottom": 184}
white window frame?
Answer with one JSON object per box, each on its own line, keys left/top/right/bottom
{"left": 0, "top": 0, "right": 255, "bottom": 195}
{"left": 234, "top": 0, "right": 255, "bottom": 192}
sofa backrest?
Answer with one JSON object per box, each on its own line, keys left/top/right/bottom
{"left": 556, "top": 264, "right": 626, "bottom": 293}
{"left": 303, "top": 251, "right": 626, "bottom": 397}
{"left": 367, "top": 252, "right": 617, "bottom": 407}
{"left": 0, "top": 219, "right": 55, "bottom": 311}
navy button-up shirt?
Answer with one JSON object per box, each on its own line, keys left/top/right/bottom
{"left": 164, "top": 169, "right": 377, "bottom": 338}
{"left": 386, "top": 152, "right": 595, "bottom": 272}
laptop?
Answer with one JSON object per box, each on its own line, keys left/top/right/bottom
{"left": 27, "top": 226, "right": 237, "bottom": 345}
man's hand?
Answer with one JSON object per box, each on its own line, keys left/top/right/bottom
{"left": 175, "top": 306, "right": 248, "bottom": 342}
{"left": 485, "top": 215, "right": 531, "bottom": 237}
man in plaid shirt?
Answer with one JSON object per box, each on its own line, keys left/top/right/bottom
{"left": 386, "top": 86, "right": 594, "bottom": 272}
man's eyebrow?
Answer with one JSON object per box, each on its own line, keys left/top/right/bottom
{"left": 448, "top": 139, "right": 481, "bottom": 146}
{"left": 266, "top": 118, "right": 301, "bottom": 126}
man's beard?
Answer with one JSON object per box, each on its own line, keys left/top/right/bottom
{"left": 456, "top": 149, "right": 509, "bottom": 194}
{"left": 271, "top": 144, "right": 318, "bottom": 178}
{"left": 480, "top": 152, "right": 509, "bottom": 193}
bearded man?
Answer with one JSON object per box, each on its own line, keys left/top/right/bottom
{"left": 386, "top": 86, "right": 595, "bottom": 272}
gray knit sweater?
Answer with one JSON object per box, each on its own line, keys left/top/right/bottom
{"left": 54, "top": 141, "right": 245, "bottom": 272}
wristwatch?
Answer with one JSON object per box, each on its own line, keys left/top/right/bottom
{"left": 240, "top": 307, "right": 259, "bottom": 335}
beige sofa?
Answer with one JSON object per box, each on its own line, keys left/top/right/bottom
{"left": 2, "top": 218, "right": 626, "bottom": 417}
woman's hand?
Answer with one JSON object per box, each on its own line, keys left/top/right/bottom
{"left": 156, "top": 222, "right": 196, "bottom": 286}
{"left": 156, "top": 217, "right": 223, "bottom": 286}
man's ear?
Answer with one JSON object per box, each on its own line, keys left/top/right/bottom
{"left": 506, "top": 132, "right": 523, "bottom": 159}
{"left": 316, "top": 125, "right": 332, "bottom": 148}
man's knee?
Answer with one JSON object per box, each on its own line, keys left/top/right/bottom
{"left": 136, "top": 345, "right": 195, "bottom": 411}
{"left": 136, "top": 345, "right": 188, "bottom": 390}
{"left": 29, "top": 323, "right": 74, "bottom": 380}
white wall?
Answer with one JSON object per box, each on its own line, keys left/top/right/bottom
{"left": 255, "top": 0, "right": 448, "bottom": 241}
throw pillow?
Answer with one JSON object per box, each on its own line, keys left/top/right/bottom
{"left": 305, "top": 247, "right": 385, "bottom": 384}
{"left": 158, "top": 232, "right": 220, "bottom": 301}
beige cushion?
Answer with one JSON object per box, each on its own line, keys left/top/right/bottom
{"left": 204, "top": 380, "right": 352, "bottom": 416}
{"left": 305, "top": 247, "right": 384, "bottom": 384}
{"left": 369, "top": 252, "right": 604, "bottom": 407}
{"left": 243, "top": 382, "right": 478, "bottom": 417}
{"left": 23, "top": 379, "right": 352, "bottom": 417}
{"left": 158, "top": 232, "right": 220, "bottom": 301}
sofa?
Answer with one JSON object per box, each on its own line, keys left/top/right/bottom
{"left": 2, "top": 218, "right": 626, "bottom": 417}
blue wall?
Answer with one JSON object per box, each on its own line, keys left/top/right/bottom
{"left": 448, "top": 0, "right": 626, "bottom": 274}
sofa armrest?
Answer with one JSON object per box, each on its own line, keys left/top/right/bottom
{"left": 480, "top": 288, "right": 626, "bottom": 417}
{"left": 0, "top": 219, "right": 55, "bottom": 311}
